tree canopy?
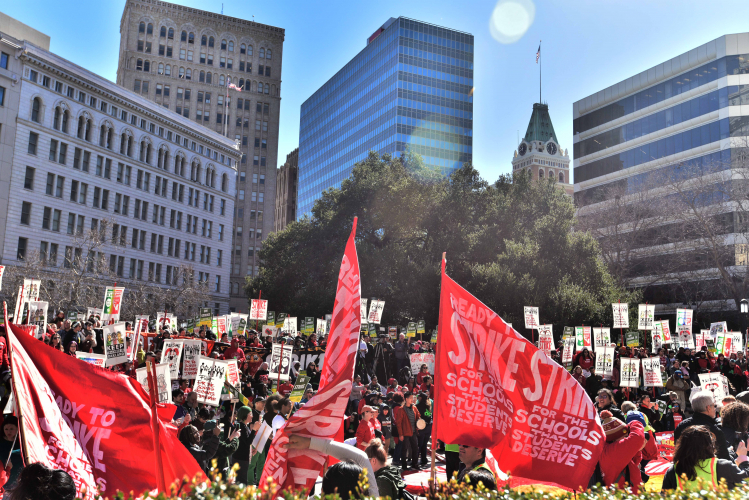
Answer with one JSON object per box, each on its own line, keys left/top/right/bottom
{"left": 247, "top": 151, "right": 638, "bottom": 338}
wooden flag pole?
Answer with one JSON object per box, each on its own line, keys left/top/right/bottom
{"left": 430, "top": 253, "right": 446, "bottom": 487}
{"left": 146, "top": 360, "right": 167, "bottom": 493}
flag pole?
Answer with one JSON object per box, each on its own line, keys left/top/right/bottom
{"left": 431, "top": 253, "right": 446, "bottom": 486}
{"left": 223, "top": 76, "right": 229, "bottom": 137}
{"left": 146, "top": 360, "right": 167, "bottom": 493}
{"left": 539, "top": 40, "right": 542, "bottom": 104}
{"left": 4, "top": 303, "right": 29, "bottom": 471}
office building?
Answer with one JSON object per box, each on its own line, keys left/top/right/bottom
{"left": 275, "top": 147, "right": 297, "bottom": 232}
{"left": 511, "top": 102, "right": 572, "bottom": 196}
{"left": 573, "top": 34, "right": 749, "bottom": 312}
{"left": 0, "top": 27, "right": 241, "bottom": 315}
{"left": 115, "top": 0, "right": 284, "bottom": 313}
{"left": 297, "top": 17, "right": 473, "bottom": 216}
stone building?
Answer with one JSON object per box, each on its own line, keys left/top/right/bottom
{"left": 275, "top": 148, "right": 297, "bottom": 232}
{"left": 115, "top": 0, "right": 284, "bottom": 313}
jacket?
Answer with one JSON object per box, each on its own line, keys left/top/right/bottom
{"left": 597, "top": 403, "right": 626, "bottom": 422}
{"left": 187, "top": 434, "right": 220, "bottom": 472}
{"left": 394, "top": 404, "right": 421, "bottom": 439}
{"left": 674, "top": 412, "right": 732, "bottom": 461}
{"left": 213, "top": 433, "right": 240, "bottom": 474}
{"left": 598, "top": 421, "right": 646, "bottom": 493}
{"left": 375, "top": 464, "right": 406, "bottom": 499}
{"left": 662, "top": 459, "right": 749, "bottom": 490}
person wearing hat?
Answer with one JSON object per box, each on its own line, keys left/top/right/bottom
{"left": 666, "top": 369, "right": 690, "bottom": 410}
{"left": 597, "top": 409, "right": 646, "bottom": 492}
{"left": 232, "top": 405, "right": 257, "bottom": 484}
{"left": 386, "top": 378, "right": 401, "bottom": 395}
{"left": 222, "top": 338, "right": 246, "bottom": 361}
{"left": 662, "top": 401, "right": 684, "bottom": 431}
{"left": 356, "top": 405, "right": 378, "bottom": 451}
{"left": 206, "top": 420, "right": 242, "bottom": 479}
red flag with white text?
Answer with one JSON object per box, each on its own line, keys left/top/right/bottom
{"left": 7, "top": 320, "right": 204, "bottom": 498}
{"left": 433, "top": 259, "right": 604, "bottom": 490}
{"left": 260, "top": 218, "right": 361, "bottom": 491}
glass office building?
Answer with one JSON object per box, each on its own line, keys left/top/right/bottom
{"left": 297, "top": 17, "right": 473, "bottom": 216}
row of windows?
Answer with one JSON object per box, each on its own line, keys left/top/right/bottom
{"left": 28, "top": 68, "right": 234, "bottom": 167}
{"left": 573, "top": 117, "right": 749, "bottom": 183}
{"left": 574, "top": 54, "right": 749, "bottom": 135}
{"left": 138, "top": 23, "right": 272, "bottom": 55}
{"left": 575, "top": 85, "right": 748, "bottom": 159}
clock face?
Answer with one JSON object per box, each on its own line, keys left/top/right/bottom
{"left": 518, "top": 143, "right": 527, "bottom": 156}
{"left": 546, "top": 142, "right": 558, "bottom": 155}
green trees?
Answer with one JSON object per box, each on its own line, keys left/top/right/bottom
{"left": 247, "top": 152, "right": 637, "bottom": 337}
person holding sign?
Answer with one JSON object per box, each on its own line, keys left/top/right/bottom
{"left": 674, "top": 391, "right": 732, "bottom": 461}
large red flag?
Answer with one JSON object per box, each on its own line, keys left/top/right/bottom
{"left": 260, "top": 218, "right": 361, "bottom": 492}
{"left": 7, "top": 320, "right": 204, "bottom": 498}
{"left": 433, "top": 257, "right": 604, "bottom": 491}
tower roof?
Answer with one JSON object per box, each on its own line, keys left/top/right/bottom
{"left": 523, "top": 103, "right": 558, "bottom": 144}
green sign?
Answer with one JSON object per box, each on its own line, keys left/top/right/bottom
{"left": 276, "top": 313, "right": 287, "bottom": 329}
{"left": 416, "top": 320, "right": 426, "bottom": 334}
{"left": 368, "top": 323, "right": 377, "bottom": 338}
{"left": 626, "top": 331, "right": 640, "bottom": 347}
{"left": 212, "top": 317, "right": 218, "bottom": 333}
{"left": 431, "top": 329, "right": 438, "bottom": 344}
{"left": 186, "top": 318, "right": 195, "bottom": 331}
{"left": 266, "top": 311, "right": 276, "bottom": 326}
{"left": 706, "top": 339, "right": 716, "bottom": 353}
{"left": 199, "top": 307, "right": 212, "bottom": 328}
{"left": 305, "top": 317, "right": 315, "bottom": 334}
{"left": 406, "top": 322, "right": 417, "bottom": 338}
{"left": 563, "top": 326, "right": 574, "bottom": 339}
{"left": 289, "top": 374, "right": 310, "bottom": 403}
{"left": 66, "top": 311, "right": 78, "bottom": 321}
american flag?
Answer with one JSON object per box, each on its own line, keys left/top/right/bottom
{"left": 536, "top": 43, "right": 541, "bottom": 63}
{"left": 227, "top": 81, "right": 243, "bottom": 91}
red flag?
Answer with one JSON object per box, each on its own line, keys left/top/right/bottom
{"left": 260, "top": 218, "right": 361, "bottom": 492}
{"left": 433, "top": 258, "right": 604, "bottom": 491}
{"left": 7, "top": 321, "right": 204, "bottom": 498}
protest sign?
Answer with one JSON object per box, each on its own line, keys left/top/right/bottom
{"left": 696, "top": 331, "right": 707, "bottom": 350}
{"left": 642, "top": 357, "right": 663, "bottom": 387}
{"left": 193, "top": 356, "right": 228, "bottom": 406}
{"left": 180, "top": 339, "right": 203, "bottom": 379}
{"left": 268, "top": 343, "right": 294, "bottom": 381}
{"left": 538, "top": 324, "right": 554, "bottom": 355}
{"left": 406, "top": 322, "right": 417, "bottom": 338}
{"left": 360, "top": 299, "right": 368, "bottom": 324}
{"left": 75, "top": 352, "right": 106, "bottom": 367}
{"left": 368, "top": 322, "right": 377, "bottom": 338}
{"left": 367, "top": 300, "right": 385, "bottom": 324}
{"left": 416, "top": 320, "right": 426, "bottom": 335}
{"left": 432, "top": 262, "right": 603, "bottom": 491}
{"left": 276, "top": 313, "right": 287, "bottom": 328}
{"left": 316, "top": 318, "right": 327, "bottom": 335}
{"left": 388, "top": 325, "right": 397, "bottom": 339}
{"left": 289, "top": 374, "right": 310, "bottom": 403}
{"left": 563, "top": 326, "right": 574, "bottom": 338}
{"left": 699, "top": 372, "right": 729, "bottom": 401}
{"left": 593, "top": 327, "right": 610, "bottom": 351}
{"left": 266, "top": 311, "right": 276, "bottom": 326}
{"left": 523, "top": 306, "right": 539, "bottom": 329}
{"left": 199, "top": 307, "right": 212, "bottom": 328}
{"left": 250, "top": 299, "right": 268, "bottom": 321}
{"left": 281, "top": 316, "right": 297, "bottom": 336}
{"left": 135, "top": 362, "right": 172, "bottom": 403}
{"left": 161, "top": 341, "right": 184, "bottom": 379}
{"left": 86, "top": 307, "right": 102, "bottom": 320}
{"left": 638, "top": 304, "right": 655, "bottom": 330}
{"left": 620, "top": 358, "right": 640, "bottom": 387}
{"left": 224, "top": 360, "right": 241, "bottom": 401}
{"left": 262, "top": 325, "right": 279, "bottom": 338}
{"left": 709, "top": 321, "right": 727, "bottom": 340}
{"left": 101, "top": 286, "right": 124, "bottom": 323}
{"left": 562, "top": 336, "right": 575, "bottom": 365}
{"left": 659, "top": 320, "right": 671, "bottom": 344}
{"left": 676, "top": 309, "right": 693, "bottom": 333}
{"left": 612, "top": 303, "right": 629, "bottom": 329}
{"left": 0, "top": 265, "right": 4, "bottom": 291}
{"left": 14, "top": 278, "right": 41, "bottom": 322}
{"left": 304, "top": 317, "right": 314, "bottom": 334}
{"left": 430, "top": 329, "right": 438, "bottom": 343}
{"left": 410, "top": 352, "right": 435, "bottom": 375}
{"left": 678, "top": 330, "right": 695, "bottom": 350}
{"left": 103, "top": 322, "right": 128, "bottom": 366}
{"left": 595, "top": 346, "right": 615, "bottom": 380}
{"left": 28, "top": 301, "right": 48, "bottom": 339}
{"left": 651, "top": 327, "right": 663, "bottom": 353}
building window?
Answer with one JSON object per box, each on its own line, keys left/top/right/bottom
{"left": 20, "top": 202, "right": 31, "bottom": 225}
{"left": 17, "top": 238, "right": 27, "bottom": 261}
{"left": 27, "top": 132, "right": 38, "bottom": 155}
{"left": 24, "top": 166, "right": 35, "bottom": 190}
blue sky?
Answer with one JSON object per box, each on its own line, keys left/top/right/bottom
{"left": 3, "top": 0, "right": 748, "bottom": 182}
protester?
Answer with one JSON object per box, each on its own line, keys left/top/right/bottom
{"left": 394, "top": 391, "right": 421, "bottom": 470}
{"left": 597, "top": 409, "right": 646, "bottom": 493}
{"left": 719, "top": 402, "right": 749, "bottom": 452}
{"left": 596, "top": 389, "right": 625, "bottom": 421}
{"left": 7, "top": 463, "right": 76, "bottom": 500}
{"left": 206, "top": 420, "right": 241, "bottom": 479}
{"left": 675, "top": 391, "right": 732, "bottom": 460}
{"left": 356, "top": 405, "right": 378, "bottom": 451}
{"left": 415, "top": 391, "right": 433, "bottom": 467}
{"left": 456, "top": 444, "right": 496, "bottom": 485}
{"left": 366, "top": 439, "right": 405, "bottom": 499}
{"left": 232, "top": 406, "right": 255, "bottom": 483}
{"left": 178, "top": 425, "right": 219, "bottom": 473}
{"left": 663, "top": 425, "right": 749, "bottom": 490}
{"left": 0, "top": 416, "right": 22, "bottom": 490}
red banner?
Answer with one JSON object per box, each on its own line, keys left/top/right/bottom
{"left": 7, "top": 321, "right": 203, "bottom": 498}
{"left": 260, "top": 218, "right": 361, "bottom": 492}
{"left": 433, "top": 259, "right": 604, "bottom": 491}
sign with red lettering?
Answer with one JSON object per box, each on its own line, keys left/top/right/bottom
{"left": 250, "top": 299, "right": 268, "bottom": 321}
{"left": 433, "top": 261, "right": 603, "bottom": 491}
{"left": 193, "top": 356, "right": 228, "bottom": 406}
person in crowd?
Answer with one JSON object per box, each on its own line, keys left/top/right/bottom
{"left": 231, "top": 405, "right": 256, "bottom": 483}
{"left": 182, "top": 391, "right": 199, "bottom": 422}
{"left": 272, "top": 397, "right": 292, "bottom": 435}
{"left": 372, "top": 335, "right": 395, "bottom": 384}
{"left": 366, "top": 439, "right": 405, "bottom": 499}
{"left": 386, "top": 377, "right": 401, "bottom": 394}
{"left": 420, "top": 375, "right": 435, "bottom": 399}
{"left": 662, "top": 402, "right": 685, "bottom": 431}
{"left": 377, "top": 403, "right": 392, "bottom": 452}
{"left": 404, "top": 376, "right": 417, "bottom": 393}
{"left": 719, "top": 402, "right": 749, "bottom": 452}
{"left": 46, "top": 332, "right": 63, "bottom": 352}
{"left": 415, "top": 391, "right": 433, "bottom": 467}
{"left": 662, "top": 425, "right": 749, "bottom": 490}
{"left": 638, "top": 395, "right": 661, "bottom": 431}
{"left": 596, "top": 388, "right": 625, "bottom": 421}
{"left": 572, "top": 365, "right": 586, "bottom": 388}
{"left": 665, "top": 369, "right": 690, "bottom": 410}
{"left": 597, "top": 409, "right": 646, "bottom": 493}
{"left": 574, "top": 348, "right": 595, "bottom": 375}
{"left": 62, "top": 321, "right": 84, "bottom": 352}
{"left": 390, "top": 393, "right": 404, "bottom": 467}
{"left": 178, "top": 424, "right": 219, "bottom": 473}
{"left": 368, "top": 376, "right": 385, "bottom": 396}
{"left": 283, "top": 433, "right": 379, "bottom": 499}
{"left": 356, "top": 405, "right": 378, "bottom": 451}
{"left": 456, "top": 444, "right": 496, "bottom": 485}
{"left": 394, "top": 391, "right": 421, "bottom": 470}
{"left": 675, "top": 391, "right": 732, "bottom": 460}
{"left": 65, "top": 341, "right": 78, "bottom": 356}
{"left": 247, "top": 395, "right": 281, "bottom": 485}
{"left": 222, "top": 338, "right": 246, "bottom": 361}
{"left": 394, "top": 334, "right": 410, "bottom": 376}
{"left": 206, "top": 420, "right": 241, "bottom": 479}
{"left": 0, "top": 416, "right": 22, "bottom": 490}
{"left": 277, "top": 379, "right": 294, "bottom": 397}
{"left": 7, "top": 463, "right": 76, "bottom": 500}
{"left": 585, "top": 366, "right": 603, "bottom": 401}
{"left": 416, "top": 364, "right": 430, "bottom": 385}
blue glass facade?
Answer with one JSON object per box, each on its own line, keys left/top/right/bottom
{"left": 297, "top": 17, "right": 474, "bottom": 216}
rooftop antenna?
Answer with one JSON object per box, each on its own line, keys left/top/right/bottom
{"left": 221, "top": 3, "right": 224, "bottom": 14}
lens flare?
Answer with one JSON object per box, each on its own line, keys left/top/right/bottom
{"left": 489, "top": 0, "right": 536, "bottom": 44}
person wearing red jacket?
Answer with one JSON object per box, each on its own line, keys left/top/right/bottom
{"left": 598, "top": 410, "right": 646, "bottom": 493}
{"left": 221, "top": 338, "right": 245, "bottom": 361}
{"left": 356, "top": 405, "right": 378, "bottom": 451}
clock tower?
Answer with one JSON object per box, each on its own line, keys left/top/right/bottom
{"left": 512, "top": 103, "right": 572, "bottom": 196}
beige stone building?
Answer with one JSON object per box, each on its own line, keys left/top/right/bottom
{"left": 274, "top": 147, "right": 297, "bottom": 232}
{"left": 115, "top": 0, "right": 284, "bottom": 313}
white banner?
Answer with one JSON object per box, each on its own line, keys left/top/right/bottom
{"left": 75, "top": 352, "right": 106, "bottom": 367}
{"left": 409, "top": 352, "right": 435, "bottom": 376}
{"left": 612, "top": 303, "right": 629, "bottom": 329}
{"left": 709, "top": 322, "right": 727, "bottom": 340}
{"left": 103, "top": 323, "right": 128, "bottom": 366}
{"left": 620, "top": 358, "right": 640, "bottom": 388}
{"left": 268, "top": 343, "right": 294, "bottom": 381}
{"left": 135, "top": 362, "right": 172, "bottom": 404}
{"left": 538, "top": 324, "right": 553, "bottom": 355}
{"left": 699, "top": 372, "right": 730, "bottom": 402}
{"left": 523, "top": 306, "right": 539, "bottom": 329}
{"left": 696, "top": 331, "right": 707, "bottom": 350}
{"left": 316, "top": 318, "right": 327, "bottom": 335}
{"left": 28, "top": 301, "right": 48, "bottom": 339}
{"left": 651, "top": 327, "right": 663, "bottom": 354}
{"left": 160, "top": 340, "right": 184, "bottom": 380}
{"left": 642, "top": 357, "right": 663, "bottom": 387}
{"left": 262, "top": 325, "right": 280, "bottom": 338}
{"left": 360, "top": 299, "right": 368, "bottom": 324}
{"left": 223, "top": 360, "right": 241, "bottom": 401}
{"left": 250, "top": 299, "right": 268, "bottom": 321}
{"left": 180, "top": 340, "right": 203, "bottom": 379}
{"left": 280, "top": 317, "right": 297, "bottom": 336}
{"left": 193, "top": 356, "right": 228, "bottom": 406}
{"left": 676, "top": 309, "right": 693, "bottom": 334}
{"left": 660, "top": 320, "right": 672, "bottom": 344}
{"left": 678, "top": 330, "right": 696, "bottom": 350}
{"left": 562, "top": 337, "right": 575, "bottom": 365}
{"left": 638, "top": 304, "right": 655, "bottom": 330}
{"left": 595, "top": 345, "right": 615, "bottom": 380}
{"left": 101, "top": 286, "right": 125, "bottom": 323}
{"left": 593, "top": 327, "right": 610, "bottom": 351}
{"left": 367, "top": 300, "right": 385, "bottom": 324}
